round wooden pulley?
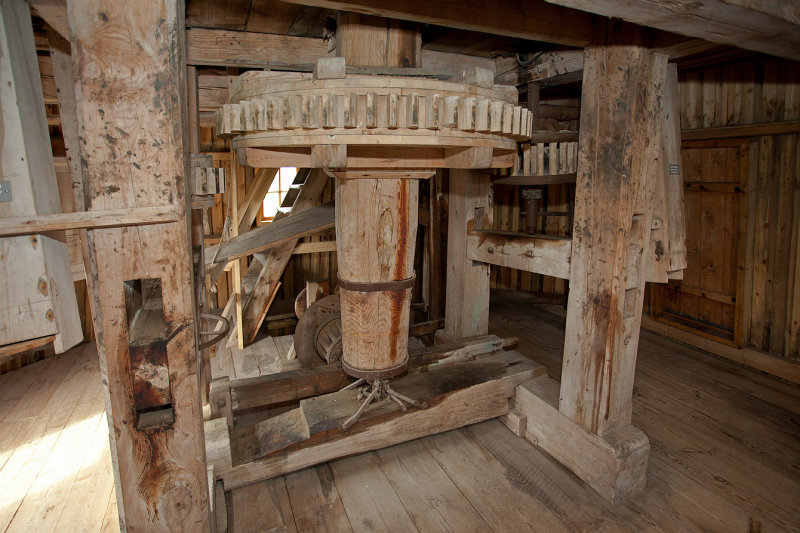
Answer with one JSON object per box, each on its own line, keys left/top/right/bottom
{"left": 293, "top": 294, "right": 340, "bottom": 368}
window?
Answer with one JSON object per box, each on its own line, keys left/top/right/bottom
{"left": 261, "top": 167, "right": 297, "bottom": 222}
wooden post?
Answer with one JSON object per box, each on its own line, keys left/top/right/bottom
{"left": 0, "top": 0, "right": 82, "bottom": 353}
{"left": 334, "top": 15, "right": 424, "bottom": 380}
{"left": 513, "top": 20, "right": 668, "bottom": 503}
{"left": 336, "top": 178, "right": 419, "bottom": 379}
{"left": 67, "top": 0, "right": 210, "bottom": 529}
{"left": 439, "top": 169, "right": 493, "bottom": 341}
{"left": 560, "top": 22, "right": 666, "bottom": 436}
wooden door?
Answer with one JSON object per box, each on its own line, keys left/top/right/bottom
{"left": 652, "top": 140, "right": 747, "bottom": 344}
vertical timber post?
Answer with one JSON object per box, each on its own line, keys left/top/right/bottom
{"left": 439, "top": 169, "right": 493, "bottom": 341}
{"left": 67, "top": 0, "right": 210, "bottom": 529}
{"left": 335, "top": 14, "right": 423, "bottom": 379}
{"left": 560, "top": 20, "right": 666, "bottom": 436}
{"left": 513, "top": 19, "right": 668, "bottom": 505}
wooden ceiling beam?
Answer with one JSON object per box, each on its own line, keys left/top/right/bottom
{"left": 280, "top": 0, "right": 800, "bottom": 60}
{"left": 544, "top": 0, "right": 800, "bottom": 60}
{"left": 279, "top": 0, "right": 596, "bottom": 47}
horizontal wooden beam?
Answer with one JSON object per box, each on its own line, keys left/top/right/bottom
{"left": 0, "top": 334, "right": 55, "bottom": 364}
{"left": 681, "top": 120, "right": 800, "bottom": 141}
{"left": 186, "top": 28, "right": 329, "bottom": 69}
{"left": 292, "top": 240, "right": 337, "bottom": 254}
{"left": 492, "top": 173, "right": 577, "bottom": 186}
{"left": 515, "top": 377, "right": 649, "bottom": 503}
{"left": 206, "top": 202, "right": 335, "bottom": 266}
{"left": 546, "top": 0, "right": 800, "bottom": 60}
{"left": 186, "top": 28, "right": 496, "bottom": 77}
{"left": 0, "top": 205, "right": 179, "bottom": 237}
{"left": 206, "top": 349, "right": 544, "bottom": 490}
{"left": 467, "top": 231, "right": 572, "bottom": 279}
{"left": 278, "top": 0, "right": 595, "bottom": 47}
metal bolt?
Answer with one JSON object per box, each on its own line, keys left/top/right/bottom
{"left": 487, "top": 246, "right": 494, "bottom": 254}
{"left": 526, "top": 249, "right": 534, "bottom": 258}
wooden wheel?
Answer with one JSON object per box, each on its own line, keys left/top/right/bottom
{"left": 314, "top": 314, "right": 343, "bottom": 364}
{"left": 293, "top": 294, "right": 340, "bottom": 367}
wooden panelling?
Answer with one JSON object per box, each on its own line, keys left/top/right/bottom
{"left": 650, "top": 56, "right": 800, "bottom": 360}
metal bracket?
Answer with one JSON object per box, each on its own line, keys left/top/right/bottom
{"left": 0, "top": 181, "right": 11, "bottom": 202}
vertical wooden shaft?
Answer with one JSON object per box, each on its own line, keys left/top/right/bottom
{"left": 336, "top": 12, "right": 421, "bottom": 68}
{"left": 335, "top": 16, "right": 422, "bottom": 379}
{"left": 440, "top": 169, "right": 493, "bottom": 341}
{"left": 337, "top": 178, "right": 419, "bottom": 378}
{"left": 560, "top": 21, "right": 666, "bottom": 436}
{"left": 68, "top": 0, "right": 210, "bottom": 529}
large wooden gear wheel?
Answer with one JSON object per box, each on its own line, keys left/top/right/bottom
{"left": 217, "top": 72, "right": 533, "bottom": 169}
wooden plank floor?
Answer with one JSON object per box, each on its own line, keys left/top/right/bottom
{"left": 2, "top": 290, "right": 799, "bottom": 531}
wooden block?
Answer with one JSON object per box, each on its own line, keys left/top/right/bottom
{"left": 502, "top": 103, "right": 513, "bottom": 133}
{"left": 207, "top": 351, "right": 545, "bottom": 490}
{"left": 467, "top": 231, "right": 571, "bottom": 279}
{"left": 445, "top": 146, "right": 493, "bottom": 169}
{"left": 283, "top": 94, "right": 301, "bottom": 128}
{"left": 498, "top": 399, "right": 527, "bottom": 437}
{"left": 426, "top": 93, "right": 441, "bottom": 129}
{"left": 313, "top": 56, "right": 346, "bottom": 79}
{"left": 321, "top": 94, "right": 333, "bottom": 128}
{"left": 407, "top": 93, "right": 420, "bottom": 128}
{"left": 310, "top": 144, "right": 347, "bottom": 168}
{"left": 344, "top": 93, "right": 357, "bottom": 128}
{"left": 459, "top": 67, "right": 494, "bottom": 88}
{"left": 301, "top": 94, "right": 319, "bottom": 128}
{"left": 366, "top": 92, "right": 377, "bottom": 128}
{"left": 515, "top": 376, "right": 649, "bottom": 503}
{"left": 489, "top": 100, "right": 503, "bottom": 132}
{"left": 457, "top": 97, "right": 476, "bottom": 131}
{"left": 209, "top": 377, "right": 233, "bottom": 432}
{"left": 475, "top": 99, "right": 490, "bottom": 132}
{"left": 388, "top": 92, "right": 399, "bottom": 128}
{"left": 443, "top": 95, "right": 459, "bottom": 127}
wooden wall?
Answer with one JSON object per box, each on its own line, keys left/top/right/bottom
{"left": 488, "top": 55, "right": 800, "bottom": 363}
{"left": 672, "top": 56, "right": 800, "bottom": 360}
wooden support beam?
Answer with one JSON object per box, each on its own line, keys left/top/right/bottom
{"left": 279, "top": 0, "right": 595, "bottom": 47}
{"left": 224, "top": 334, "right": 513, "bottom": 414}
{"left": 466, "top": 231, "right": 571, "bottom": 279}
{"left": 68, "top": 0, "right": 210, "bottom": 529}
{"left": 205, "top": 201, "right": 335, "bottom": 266}
{"left": 206, "top": 350, "right": 545, "bottom": 490}
{"left": 560, "top": 22, "right": 666, "bottom": 437}
{"left": 186, "top": 27, "right": 493, "bottom": 77}
{"left": 545, "top": 0, "right": 800, "bottom": 60}
{"left": 239, "top": 170, "right": 330, "bottom": 344}
{"left": 28, "top": 0, "right": 69, "bottom": 39}
{"left": 438, "top": 169, "right": 492, "bottom": 342}
{"left": 230, "top": 350, "right": 537, "bottom": 464}
{"left": 0, "top": 0, "right": 81, "bottom": 353}
{"left": 681, "top": 120, "right": 800, "bottom": 141}
{"left": 0, "top": 206, "right": 180, "bottom": 236}
{"left": 236, "top": 168, "right": 277, "bottom": 235}
{"left": 515, "top": 377, "right": 649, "bottom": 503}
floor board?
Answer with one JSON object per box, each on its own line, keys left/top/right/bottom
{"left": 1, "top": 292, "right": 798, "bottom": 532}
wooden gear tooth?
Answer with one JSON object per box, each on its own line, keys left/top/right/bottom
{"left": 284, "top": 94, "right": 301, "bottom": 129}
{"left": 408, "top": 93, "right": 420, "bottom": 129}
{"left": 224, "top": 90, "right": 536, "bottom": 140}
{"left": 388, "top": 93, "right": 399, "bottom": 129}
